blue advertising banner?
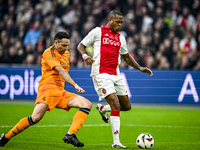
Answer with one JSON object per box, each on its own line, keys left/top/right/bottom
{"left": 0, "top": 66, "right": 200, "bottom": 105}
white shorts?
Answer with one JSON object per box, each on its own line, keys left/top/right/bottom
{"left": 92, "top": 73, "right": 128, "bottom": 101}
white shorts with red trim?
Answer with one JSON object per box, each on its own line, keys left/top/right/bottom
{"left": 92, "top": 73, "right": 128, "bottom": 101}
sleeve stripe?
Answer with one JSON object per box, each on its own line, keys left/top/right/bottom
{"left": 50, "top": 48, "right": 56, "bottom": 57}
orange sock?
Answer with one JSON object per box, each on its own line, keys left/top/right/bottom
{"left": 68, "top": 108, "right": 90, "bottom": 134}
{"left": 5, "top": 116, "right": 34, "bottom": 139}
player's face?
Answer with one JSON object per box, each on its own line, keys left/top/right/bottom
{"left": 109, "top": 14, "right": 123, "bottom": 32}
{"left": 55, "top": 38, "right": 70, "bottom": 55}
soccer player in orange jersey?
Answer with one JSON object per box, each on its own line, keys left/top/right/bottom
{"left": 0, "top": 31, "right": 92, "bottom": 147}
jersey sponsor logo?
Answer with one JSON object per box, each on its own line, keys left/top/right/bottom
{"left": 102, "top": 38, "right": 120, "bottom": 46}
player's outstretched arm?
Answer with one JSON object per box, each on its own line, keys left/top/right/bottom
{"left": 77, "top": 43, "right": 95, "bottom": 65}
{"left": 54, "top": 65, "right": 85, "bottom": 93}
{"left": 121, "top": 53, "right": 153, "bottom": 77}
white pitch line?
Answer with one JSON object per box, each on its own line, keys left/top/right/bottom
{"left": 0, "top": 124, "right": 199, "bottom": 129}
{"left": 121, "top": 124, "right": 200, "bottom": 129}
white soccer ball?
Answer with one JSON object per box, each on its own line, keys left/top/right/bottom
{"left": 136, "top": 133, "right": 154, "bottom": 149}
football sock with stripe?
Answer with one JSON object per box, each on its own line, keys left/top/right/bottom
{"left": 110, "top": 110, "right": 120, "bottom": 144}
{"left": 5, "top": 116, "right": 35, "bottom": 140}
{"left": 68, "top": 108, "right": 90, "bottom": 134}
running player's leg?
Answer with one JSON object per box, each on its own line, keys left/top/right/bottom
{"left": 67, "top": 96, "right": 92, "bottom": 134}
{"left": 97, "top": 95, "right": 130, "bottom": 114}
{"left": 31, "top": 103, "right": 48, "bottom": 123}
{"left": 0, "top": 103, "right": 48, "bottom": 147}
{"left": 118, "top": 95, "right": 131, "bottom": 111}
{"left": 107, "top": 78, "right": 130, "bottom": 148}
{"left": 105, "top": 95, "right": 130, "bottom": 148}
{"left": 57, "top": 94, "right": 92, "bottom": 147}
{"left": 96, "top": 95, "right": 131, "bottom": 124}
{"left": 102, "top": 95, "right": 130, "bottom": 148}
{"left": 108, "top": 76, "right": 130, "bottom": 148}
{"left": 105, "top": 93, "right": 127, "bottom": 149}
{"left": 92, "top": 74, "right": 127, "bottom": 148}
{"left": 93, "top": 74, "right": 112, "bottom": 123}
{"left": 96, "top": 103, "right": 110, "bottom": 123}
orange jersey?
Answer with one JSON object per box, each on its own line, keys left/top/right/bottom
{"left": 35, "top": 45, "right": 78, "bottom": 111}
{"left": 38, "top": 45, "right": 70, "bottom": 93}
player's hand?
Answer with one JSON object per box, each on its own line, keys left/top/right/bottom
{"left": 74, "top": 84, "right": 85, "bottom": 94}
{"left": 83, "top": 56, "right": 95, "bottom": 65}
{"left": 140, "top": 67, "right": 153, "bottom": 77}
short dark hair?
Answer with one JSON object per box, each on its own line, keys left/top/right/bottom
{"left": 108, "top": 10, "right": 122, "bottom": 20}
{"left": 54, "top": 31, "right": 70, "bottom": 41}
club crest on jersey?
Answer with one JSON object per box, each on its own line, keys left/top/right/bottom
{"left": 102, "top": 88, "right": 107, "bottom": 94}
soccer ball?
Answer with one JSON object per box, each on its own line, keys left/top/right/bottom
{"left": 136, "top": 133, "right": 154, "bottom": 149}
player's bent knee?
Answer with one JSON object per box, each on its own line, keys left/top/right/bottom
{"left": 82, "top": 99, "right": 92, "bottom": 109}
{"left": 127, "top": 103, "right": 132, "bottom": 110}
{"left": 125, "top": 105, "right": 131, "bottom": 111}
{"left": 68, "top": 96, "right": 92, "bottom": 109}
{"left": 31, "top": 114, "right": 43, "bottom": 124}
{"left": 121, "top": 104, "right": 131, "bottom": 111}
{"left": 110, "top": 101, "right": 121, "bottom": 110}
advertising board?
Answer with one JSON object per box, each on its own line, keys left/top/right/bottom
{"left": 0, "top": 67, "right": 199, "bottom": 104}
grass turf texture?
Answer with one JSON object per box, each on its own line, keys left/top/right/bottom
{"left": 0, "top": 100, "right": 200, "bottom": 150}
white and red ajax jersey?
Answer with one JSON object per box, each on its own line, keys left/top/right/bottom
{"left": 81, "top": 26, "right": 128, "bottom": 76}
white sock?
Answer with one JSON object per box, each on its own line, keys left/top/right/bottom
{"left": 101, "top": 105, "right": 111, "bottom": 112}
{"left": 67, "top": 131, "right": 71, "bottom": 135}
{"left": 110, "top": 110, "right": 120, "bottom": 144}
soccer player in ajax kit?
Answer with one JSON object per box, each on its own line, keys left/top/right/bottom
{"left": 0, "top": 32, "right": 92, "bottom": 147}
{"left": 78, "top": 10, "right": 153, "bottom": 148}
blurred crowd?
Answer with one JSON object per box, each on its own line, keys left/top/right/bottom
{"left": 0, "top": 0, "right": 200, "bottom": 70}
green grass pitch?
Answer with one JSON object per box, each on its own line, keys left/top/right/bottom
{"left": 0, "top": 100, "right": 200, "bottom": 150}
